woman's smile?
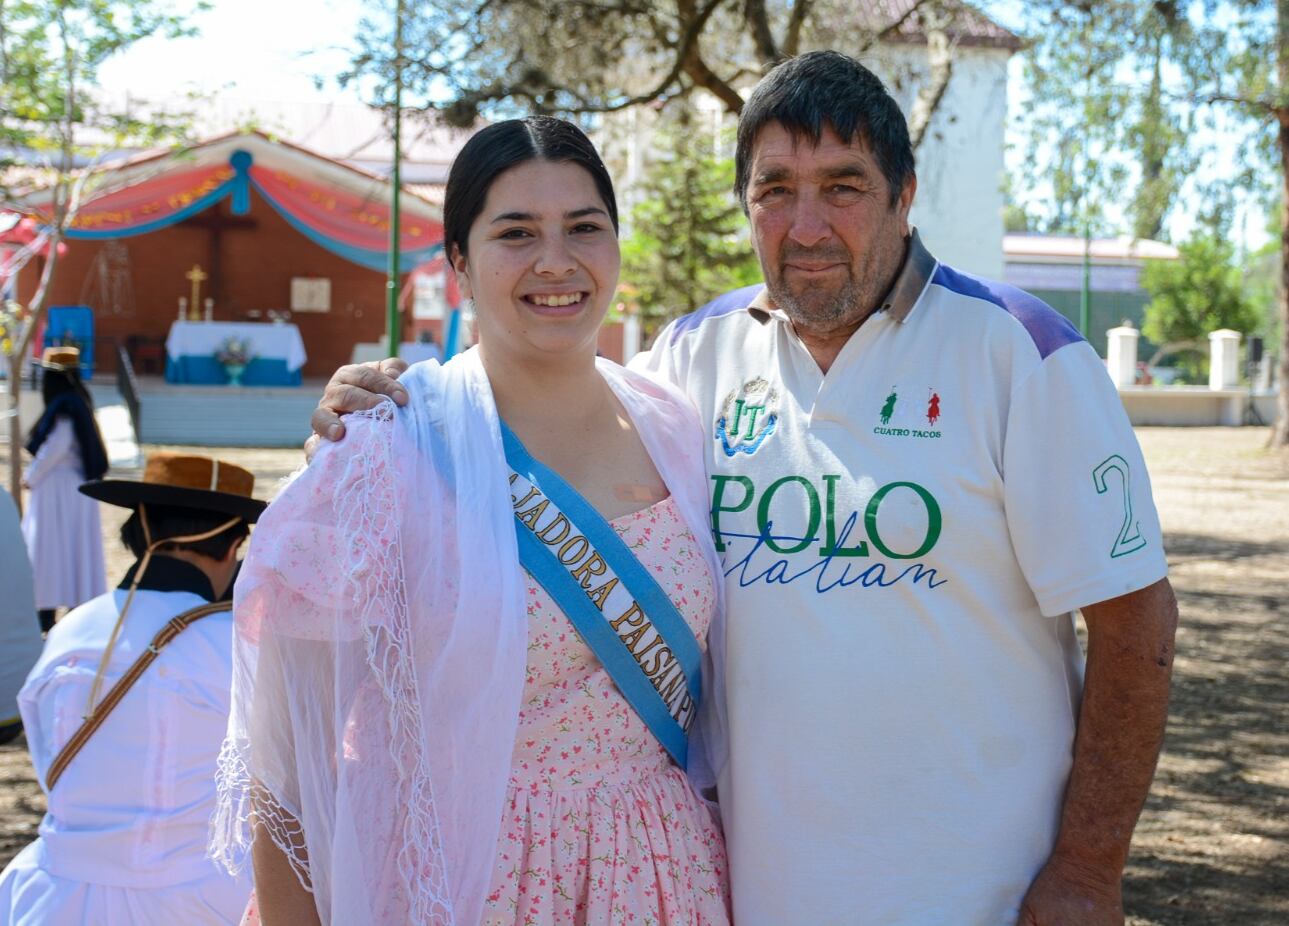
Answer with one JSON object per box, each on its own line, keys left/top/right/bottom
{"left": 456, "top": 158, "right": 621, "bottom": 359}
{"left": 523, "top": 290, "right": 590, "bottom": 315}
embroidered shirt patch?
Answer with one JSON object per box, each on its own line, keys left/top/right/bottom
{"left": 716, "top": 377, "right": 780, "bottom": 457}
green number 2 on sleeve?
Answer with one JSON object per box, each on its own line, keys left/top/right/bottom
{"left": 1092, "top": 454, "right": 1147, "bottom": 558}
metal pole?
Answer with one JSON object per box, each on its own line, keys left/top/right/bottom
{"left": 385, "top": 0, "right": 405, "bottom": 358}
{"left": 1080, "top": 224, "right": 1091, "bottom": 339}
{"left": 1078, "top": 6, "right": 1094, "bottom": 339}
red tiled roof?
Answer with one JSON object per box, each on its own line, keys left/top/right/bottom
{"left": 856, "top": 0, "right": 1023, "bottom": 50}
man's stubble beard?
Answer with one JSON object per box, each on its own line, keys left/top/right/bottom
{"left": 765, "top": 271, "right": 867, "bottom": 339}
{"left": 764, "top": 245, "right": 898, "bottom": 342}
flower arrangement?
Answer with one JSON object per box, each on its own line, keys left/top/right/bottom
{"left": 214, "top": 337, "right": 253, "bottom": 367}
{"left": 0, "top": 300, "right": 28, "bottom": 356}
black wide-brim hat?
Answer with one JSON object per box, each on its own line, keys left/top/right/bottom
{"left": 80, "top": 452, "right": 266, "bottom": 523}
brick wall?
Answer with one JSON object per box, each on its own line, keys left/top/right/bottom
{"left": 17, "top": 190, "right": 390, "bottom": 376}
{"left": 17, "top": 194, "right": 629, "bottom": 374}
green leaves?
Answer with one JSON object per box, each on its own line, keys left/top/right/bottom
{"left": 1012, "top": 0, "right": 1202, "bottom": 240}
{"left": 619, "top": 114, "right": 760, "bottom": 339}
{"left": 1, "top": 0, "right": 200, "bottom": 199}
{"left": 1142, "top": 233, "right": 1260, "bottom": 350}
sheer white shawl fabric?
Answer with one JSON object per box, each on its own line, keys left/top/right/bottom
{"left": 211, "top": 349, "right": 728, "bottom": 925}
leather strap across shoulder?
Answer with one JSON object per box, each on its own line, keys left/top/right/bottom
{"left": 45, "top": 600, "right": 232, "bottom": 791}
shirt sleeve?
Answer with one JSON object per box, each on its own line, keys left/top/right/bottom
{"left": 627, "top": 319, "right": 685, "bottom": 388}
{"left": 1002, "top": 342, "right": 1168, "bottom": 616}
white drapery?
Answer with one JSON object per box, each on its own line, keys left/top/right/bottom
{"left": 212, "top": 349, "right": 727, "bottom": 925}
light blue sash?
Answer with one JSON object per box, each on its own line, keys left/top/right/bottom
{"left": 501, "top": 421, "right": 702, "bottom": 768}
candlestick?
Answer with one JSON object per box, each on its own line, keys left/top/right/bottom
{"left": 204, "top": 298, "right": 214, "bottom": 322}
{"left": 178, "top": 297, "right": 188, "bottom": 321}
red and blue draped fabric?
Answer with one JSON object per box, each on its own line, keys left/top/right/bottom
{"left": 0, "top": 215, "right": 65, "bottom": 259}
{"left": 51, "top": 162, "right": 240, "bottom": 239}
{"left": 409, "top": 253, "right": 462, "bottom": 308}
{"left": 409, "top": 253, "right": 466, "bottom": 359}
{"left": 249, "top": 166, "right": 441, "bottom": 271}
{"left": 30, "top": 149, "right": 442, "bottom": 272}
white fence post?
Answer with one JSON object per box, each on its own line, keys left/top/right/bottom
{"left": 1106, "top": 323, "right": 1140, "bottom": 388}
{"left": 622, "top": 311, "right": 642, "bottom": 362}
{"left": 1208, "top": 329, "right": 1241, "bottom": 391}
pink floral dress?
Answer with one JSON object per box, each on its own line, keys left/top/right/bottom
{"left": 483, "top": 495, "right": 728, "bottom": 926}
{"left": 241, "top": 496, "right": 728, "bottom": 926}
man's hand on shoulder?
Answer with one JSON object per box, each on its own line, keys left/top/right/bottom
{"left": 306, "top": 358, "right": 410, "bottom": 459}
{"left": 1018, "top": 852, "right": 1124, "bottom": 925}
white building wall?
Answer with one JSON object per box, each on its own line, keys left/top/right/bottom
{"left": 863, "top": 44, "right": 1010, "bottom": 279}
{"left": 597, "top": 41, "right": 1013, "bottom": 282}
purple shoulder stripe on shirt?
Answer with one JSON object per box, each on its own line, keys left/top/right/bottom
{"left": 668, "top": 283, "right": 766, "bottom": 345}
{"left": 931, "top": 264, "right": 1084, "bottom": 360}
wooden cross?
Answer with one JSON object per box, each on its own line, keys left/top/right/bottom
{"left": 185, "top": 265, "right": 208, "bottom": 320}
{"left": 182, "top": 203, "right": 258, "bottom": 310}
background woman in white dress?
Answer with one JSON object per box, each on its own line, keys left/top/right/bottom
{"left": 21, "top": 347, "right": 107, "bottom": 632}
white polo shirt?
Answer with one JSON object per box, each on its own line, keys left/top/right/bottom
{"left": 633, "top": 232, "right": 1168, "bottom": 925}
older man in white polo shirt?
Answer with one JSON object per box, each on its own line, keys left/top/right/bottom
{"left": 310, "top": 52, "right": 1177, "bottom": 926}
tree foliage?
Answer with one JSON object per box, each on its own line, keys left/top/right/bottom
{"left": 0, "top": 0, "right": 201, "bottom": 509}
{"left": 1010, "top": 0, "right": 1289, "bottom": 445}
{"left": 1011, "top": 0, "right": 1208, "bottom": 241}
{"left": 619, "top": 112, "right": 761, "bottom": 339}
{"left": 343, "top": 0, "right": 974, "bottom": 144}
{"left": 1141, "top": 233, "right": 1260, "bottom": 369}
{"left": 1, "top": 0, "right": 198, "bottom": 162}
{"left": 1244, "top": 223, "right": 1283, "bottom": 352}
{"left": 1185, "top": 0, "right": 1289, "bottom": 445}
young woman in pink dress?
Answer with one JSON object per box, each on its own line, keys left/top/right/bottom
{"left": 212, "top": 117, "right": 729, "bottom": 926}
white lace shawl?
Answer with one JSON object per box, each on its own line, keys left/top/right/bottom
{"left": 210, "top": 349, "right": 727, "bottom": 925}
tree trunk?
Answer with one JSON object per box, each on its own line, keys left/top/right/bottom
{"left": 1274, "top": 0, "right": 1289, "bottom": 447}
{"left": 1131, "top": 31, "right": 1169, "bottom": 242}
{"left": 6, "top": 244, "right": 61, "bottom": 514}
{"left": 1274, "top": 112, "right": 1289, "bottom": 447}
{"left": 6, "top": 353, "right": 23, "bottom": 518}
{"left": 907, "top": 8, "right": 954, "bottom": 150}
{"left": 1146, "top": 339, "right": 1203, "bottom": 369}
{"left": 682, "top": 51, "right": 744, "bottom": 114}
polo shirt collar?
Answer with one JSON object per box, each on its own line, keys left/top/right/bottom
{"left": 883, "top": 229, "right": 938, "bottom": 323}
{"left": 745, "top": 228, "right": 938, "bottom": 325}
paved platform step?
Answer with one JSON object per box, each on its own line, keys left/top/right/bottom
{"left": 133, "top": 381, "right": 325, "bottom": 447}
{"left": 5, "top": 380, "right": 324, "bottom": 450}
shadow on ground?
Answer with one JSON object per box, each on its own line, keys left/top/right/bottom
{"left": 1124, "top": 532, "right": 1288, "bottom": 925}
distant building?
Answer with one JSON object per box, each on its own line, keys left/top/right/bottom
{"left": 856, "top": 0, "right": 1021, "bottom": 279}
{"left": 2, "top": 114, "right": 628, "bottom": 374}
{"left": 599, "top": 0, "right": 1021, "bottom": 281}
{"left": 1003, "top": 234, "right": 1180, "bottom": 357}
{"left": 84, "top": 91, "right": 471, "bottom": 188}
{"left": 4, "top": 131, "right": 446, "bottom": 378}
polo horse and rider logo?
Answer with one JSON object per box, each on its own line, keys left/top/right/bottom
{"left": 878, "top": 386, "right": 942, "bottom": 428}
{"left": 880, "top": 387, "right": 899, "bottom": 425}
{"left": 716, "top": 377, "right": 780, "bottom": 456}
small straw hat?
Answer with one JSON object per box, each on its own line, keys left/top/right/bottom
{"left": 40, "top": 346, "right": 81, "bottom": 371}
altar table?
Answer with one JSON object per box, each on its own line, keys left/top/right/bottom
{"left": 165, "top": 321, "right": 307, "bottom": 386}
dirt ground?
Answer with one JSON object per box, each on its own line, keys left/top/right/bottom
{"left": 0, "top": 428, "right": 1286, "bottom": 924}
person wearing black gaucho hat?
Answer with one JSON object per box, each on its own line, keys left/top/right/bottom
{"left": 0, "top": 453, "right": 264, "bottom": 925}
{"left": 21, "top": 346, "right": 108, "bottom": 632}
